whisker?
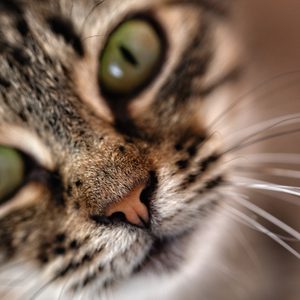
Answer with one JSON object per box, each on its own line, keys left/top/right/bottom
{"left": 82, "top": 34, "right": 104, "bottom": 41}
{"left": 230, "top": 225, "right": 262, "bottom": 271}
{"left": 0, "top": 270, "right": 30, "bottom": 286}
{"left": 235, "top": 153, "right": 300, "bottom": 165}
{"left": 229, "top": 176, "right": 300, "bottom": 198}
{"left": 227, "top": 177, "right": 300, "bottom": 208}
{"left": 207, "top": 70, "right": 300, "bottom": 132}
{"left": 223, "top": 127, "right": 300, "bottom": 155}
{"left": 0, "top": 257, "right": 34, "bottom": 274}
{"left": 68, "top": 0, "right": 74, "bottom": 17}
{"left": 225, "top": 206, "right": 300, "bottom": 259}
{"left": 234, "top": 166, "right": 300, "bottom": 180}
{"left": 0, "top": 271, "right": 40, "bottom": 300}
{"left": 224, "top": 113, "right": 300, "bottom": 147}
{"left": 79, "top": 1, "right": 105, "bottom": 36}
{"left": 226, "top": 193, "right": 300, "bottom": 241}
{"left": 226, "top": 213, "right": 298, "bottom": 241}
{"left": 58, "top": 277, "right": 72, "bottom": 300}
{"left": 28, "top": 274, "right": 60, "bottom": 300}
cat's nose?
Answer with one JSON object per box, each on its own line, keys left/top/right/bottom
{"left": 105, "top": 183, "right": 149, "bottom": 227}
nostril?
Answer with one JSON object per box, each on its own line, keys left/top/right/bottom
{"left": 105, "top": 183, "right": 149, "bottom": 228}
{"left": 109, "top": 212, "right": 127, "bottom": 223}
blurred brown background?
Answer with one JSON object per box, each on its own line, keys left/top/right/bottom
{"left": 233, "top": 2, "right": 300, "bottom": 299}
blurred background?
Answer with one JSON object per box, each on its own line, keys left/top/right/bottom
{"left": 227, "top": 2, "right": 300, "bottom": 299}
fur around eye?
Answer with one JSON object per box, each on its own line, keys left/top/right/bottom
{"left": 99, "top": 18, "right": 164, "bottom": 97}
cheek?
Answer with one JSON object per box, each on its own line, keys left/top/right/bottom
{"left": 0, "top": 183, "right": 47, "bottom": 220}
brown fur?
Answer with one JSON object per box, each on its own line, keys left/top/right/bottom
{"left": 0, "top": 1, "right": 299, "bottom": 299}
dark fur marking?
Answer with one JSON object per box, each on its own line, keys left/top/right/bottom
{"left": 180, "top": 154, "right": 220, "bottom": 189}
{"left": 18, "top": 110, "right": 27, "bottom": 122}
{"left": 199, "top": 153, "right": 219, "bottom": 172}
{"left": 55, "top": 233, "right": 66, "bottom": 243}
{"left": 16, "top": 18, "right": 29, "bottom": 35}
{"left": 57, "top": 246, "right": 104, "bottom": 278}
{"left": 187, "top": 136, "right": 205, "bottom": 157}
{"left": 0, "top": 77, "right": 11, "bottom": 88}
{"left": 154, "top": 22, "right": 211, "bottom": 121}
{"left": 187, "top": 144, "right": 197, "bottom": 157}
{"left": 38, "top": 254, "right": 49, "bottom": 264}
{"left": 82, "top": 254, "right": 92, "bottom": 263}
{"left": 205, "top": 175, "right": 223, "bottom": 190}
{"left": 26, "top": 104, "right": 33, "bottom": 113}
{"left": 83, "top": 273, "right": 97, "bottom": 287}
{"left": 115, "top": 119, "right": 147, "bottom": 141}
{"left": 0, "top": 231, "right": 15, "bottom": 257}
{"left": 70, "top": 240, "right": 79, "bottom": 250}
{"left": 47, "top": 16, "right": 84, "bottom": 57}
{"left": 72, "top": 260, "right": 106, "bottom": 289}
{"left": 186, "top": 174, "right": 197, "bottom": 184}
{"left": 174, "top": 143, "right": 183, "bottom": 151}
{"left": 176, "top": 159, "right": 189, "bottom": 170}
{"left": 118, "top": 145, "right": 126, "bottom": 153}
{"left": 73, "top": 201, "right": 80, "bottom": 210}
{"left": 66, "top": 184, "right": 73, "bottom": 197}
{"left": 57, "top": 262, "right": 75, "bottom": 277}
{"left": 75, "top": 179, "right": 82, "bottom": 187}
{"left": 98, "top": 264, "right": 104, "bottom": 272}
{"left": 54, "top": 246, "right": 66, "bottom": 255}
{"left": 47, "top": 172, "right": 65, "bottom": 206}
{"left": 103, "top": 279, "right": 113, "bottom": 289}
{"left": 0, "top": 0, "right": 23, "bottom": 15}
{"left": 11, "top": 47, "right": 30, "bottom": 65}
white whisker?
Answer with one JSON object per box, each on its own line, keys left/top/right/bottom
{"left": 225, "top": 177, "right": 300, "bottom": 207}
{"left": 207, "top": 71, "right": 300, "bottom": 132}
{"left": 234, "top": 166, "right": 300, "bottom": 179}
{"left": 235, "top": 153, "right": 300, "bottom": 165}
{"left": 225, "top": 113, "right": 300, "bottom": 147}
{"left": 229, "top": 176, "right": 300, "bottom": 198}
{"left": 225, "top": 206, "right": 300, "bottom": 259}
{"left": 226, "top": 193, "right": 300, "bottom": 240}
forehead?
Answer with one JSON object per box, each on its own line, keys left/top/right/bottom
{"left": 0, "top": 0, "right": 228, "bottom": 153}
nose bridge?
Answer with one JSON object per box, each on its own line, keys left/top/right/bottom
{"left": 63, "top": 130, "right": 152, "bottom": 220}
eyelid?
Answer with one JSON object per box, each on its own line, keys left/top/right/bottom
{"left": 0, "top": 125, "right": 55, "bottom": 171}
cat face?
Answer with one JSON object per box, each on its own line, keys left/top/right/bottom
{"left": 4, "top": 1, "right": 299, "bottom": 299}
{"left": 0, "top": 0, "right": 236, "bottom": 296}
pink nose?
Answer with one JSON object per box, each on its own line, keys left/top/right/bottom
{"left": 105, "top": 184, "right": 149, "bottom": 227}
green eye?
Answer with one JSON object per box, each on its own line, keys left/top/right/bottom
{"left": 100, "top": 18, "right": 164, "bottom": 96}
{"left": 0, "top": 146, "right": 25, "bottom": 203}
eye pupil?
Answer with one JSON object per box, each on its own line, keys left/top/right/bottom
{"left": 119, "top": 45, "right": 139, "bottom": 67}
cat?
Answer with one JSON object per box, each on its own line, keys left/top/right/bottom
{"left": 0, "top": 0, "right": 299, "bottom": 299}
